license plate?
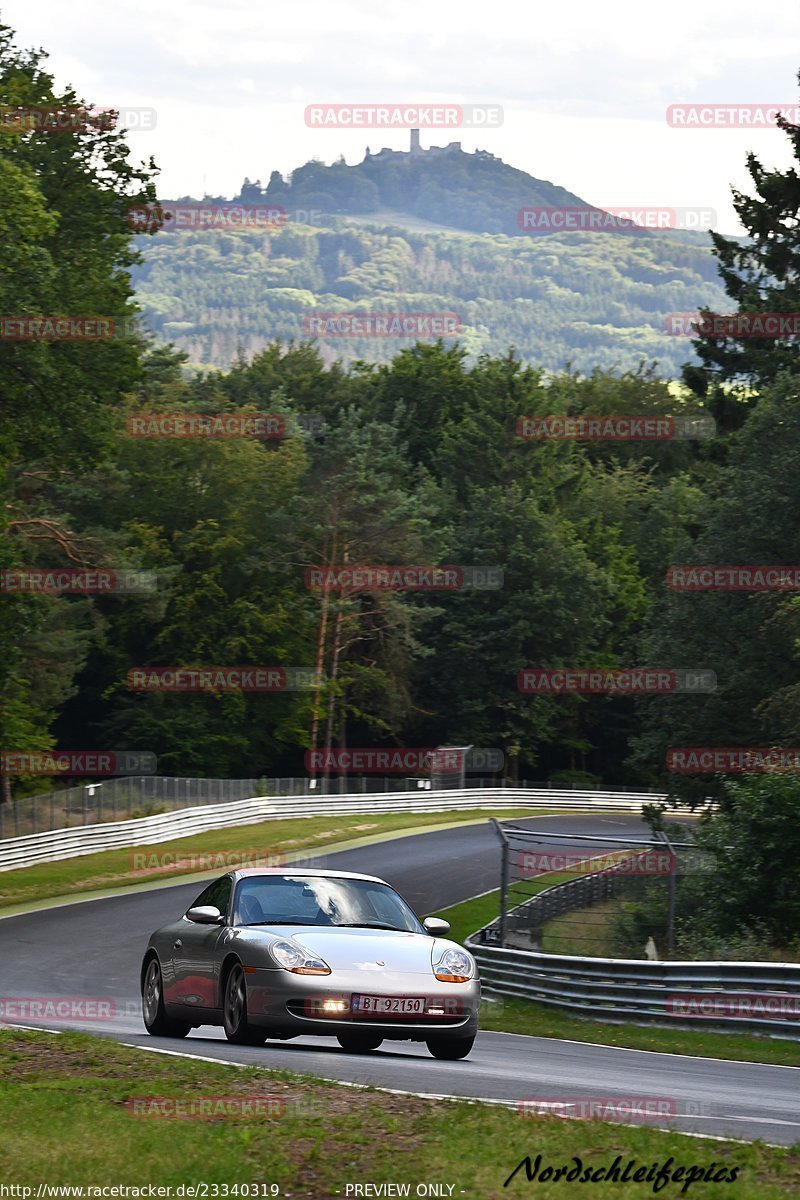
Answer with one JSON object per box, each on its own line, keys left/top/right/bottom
{"left": 351, "top": 994, "right": 425, "bottom": 1016}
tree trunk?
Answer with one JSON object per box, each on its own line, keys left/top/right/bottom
{"left": 323, "top": 601, "right": 344, "bottom": 792}
{"left": 309, "top": 532, "right": 335, "bottom": 787}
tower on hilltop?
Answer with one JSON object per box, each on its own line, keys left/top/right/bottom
{"left": 410, "top": 128, "right": 421, "bottom": 154}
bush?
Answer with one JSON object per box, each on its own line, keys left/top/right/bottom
{"left": 547, "top": 770, "right": 601, "bottom": 788}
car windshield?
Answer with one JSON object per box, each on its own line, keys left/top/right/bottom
{"left": 233, "top": 875, "right": 425, "bottom": 933}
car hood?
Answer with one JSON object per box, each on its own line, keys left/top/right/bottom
{"left": 259, "top": 926, "right": 438, "bottom": 973}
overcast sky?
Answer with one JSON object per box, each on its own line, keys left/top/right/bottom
{"left": 5, "top": 0, "right": 800, "bottom": 234}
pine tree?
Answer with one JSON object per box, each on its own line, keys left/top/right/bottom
{"left": 685, "top": 76, "right": 800, "bottom": 394}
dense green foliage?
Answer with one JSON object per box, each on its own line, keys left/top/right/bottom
{"left": 0, "top": 24, "right": 158, "bottom": 800}
{"left": 130, "top": 214, "right": 727, "bottom": 377}
{"left": 687, "top": 76, "right": 800, "bottom": 395}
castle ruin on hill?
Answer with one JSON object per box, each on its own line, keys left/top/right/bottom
{"left": 365, "top": 128, "right": 495, "bottom": 162}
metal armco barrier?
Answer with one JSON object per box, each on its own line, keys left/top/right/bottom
{"left": 506, "top": 848, "right": 661, "bottom": 939}
{"left": 465, "top": 938, "right": 800, "bottom": 1036}
{"left": 466, "top": 834, "right": 799, "bottom": 1036}
{"left": 0, "top": 787, "right": 670, "bottom": 872}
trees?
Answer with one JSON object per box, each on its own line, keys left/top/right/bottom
{"left": 0, "top": 24, "right": 159, "bottom": 799}
{"left": 687, "top": 774, "right": 800, "bottom": 949}
{"left": 685, "top": 76, "right": 800, "bottom": 395}
{"left": 630, "top": 374, "right": 800, "bottom": 803}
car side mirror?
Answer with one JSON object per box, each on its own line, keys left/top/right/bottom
{"left": 186, "top": 905, "right": 224, "bottom": 925}
{"left": 423, "top": 917, "right": 450, "bottom": 936}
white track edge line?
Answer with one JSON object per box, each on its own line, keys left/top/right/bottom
{"left": 129, "top": 1043, "right": 789, "bottom": 1147}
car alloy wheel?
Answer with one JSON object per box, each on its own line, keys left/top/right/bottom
{"left": 141, "top": 957, "right": 190, "bottom": 1038}
{"left": 426, "top": 1034, "right": 475, "bottom": 1060}
{"left": 223, "top": 962, "right": 267, "bottom": 1045}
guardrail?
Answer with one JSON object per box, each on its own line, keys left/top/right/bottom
{"left": 466, "top": 939, "right": 800, "bottom": 1035}
{"left": 0, "top": 775, "right": 666, "bottom": 840}
{"left": 0, "top": 787, "right": 669, "bottom": 872}
{"left": 467, "top": 860, "right": 800, "bottom": 1036}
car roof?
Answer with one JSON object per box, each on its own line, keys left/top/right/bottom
{"left": 231, "top": 867, "right": 387, "bottom": 884}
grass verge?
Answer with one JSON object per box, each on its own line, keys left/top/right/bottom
{"left": 432, "top": 891, "right": 800, "bottom": 1068}
{"left": 539, "top": 896, "right": 621, "bottom": 956}
{"left": 0, "top": 808, "right": 551, "bottom": 913}
{"left": 0, "top": 1029, "right": 796, "bottom": 1199}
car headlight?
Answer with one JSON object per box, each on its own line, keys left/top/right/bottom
{"left": 270, "top": 939, "right": 331, "bottom": 975}
{"left": 433, "top": 946, "right": 474, "bottom": 982}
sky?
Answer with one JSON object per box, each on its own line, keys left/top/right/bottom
{"left": 5, "top": 0, "right": 800, "bottom": 234}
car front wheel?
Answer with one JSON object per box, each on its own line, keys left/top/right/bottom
{"left": 223, "top": 963, "right": 268, "bottom": 1045}
{"left": 336, "top": 1033, "right": 383, "bottom": 1054}
{"left": 426, "top": 1034, "right": 475, "bottom": 1060}
{"left": 142, "top": 957, "right": 191, "bottom": 1038}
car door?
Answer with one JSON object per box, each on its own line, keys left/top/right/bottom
{"left": 169, "top": 875, "right": 233, "bottom": 1016}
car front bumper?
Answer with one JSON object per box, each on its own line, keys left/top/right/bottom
{"left": 243, "top": 966, "right": 480, "bottom": 1041}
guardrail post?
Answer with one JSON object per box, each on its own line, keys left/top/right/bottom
{"left": 490, "top": 818, "right": 509, "bottom": 947}
{"left": 658, "top": 829, "right": 676, "bottom": 958}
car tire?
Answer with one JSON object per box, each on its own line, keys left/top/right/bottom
{"left": 223, "top": 962, "right": 268, "bottom": 1045}
{"left": 336, "top": 1033, "right": 384, "bottom": 1054}
{"left": 142, "top": 957, "right": 191, "bottom": 1038}
{"left": 426, "top": 1034, "right": 475, "bottom": 1060}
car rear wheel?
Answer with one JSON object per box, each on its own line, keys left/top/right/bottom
{"left": 142, "top": 957, "right": 191, "bottom": 1038}
{"left": 336, "top": 1033, "right": 383, "bottom": 1054}
{"left": 426, "top": 1034, "right": 475, "bottom": 1060}
{"left": 223, "top": 963, "right": 267, "bottom": 1045}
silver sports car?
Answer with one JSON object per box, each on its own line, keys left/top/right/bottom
{"left": 140, "top": 867, "right": 480, "bottom": 1059}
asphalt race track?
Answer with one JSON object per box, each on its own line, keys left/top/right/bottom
{"left": 2, "top": 813, "right": 799, "bottom": 1145}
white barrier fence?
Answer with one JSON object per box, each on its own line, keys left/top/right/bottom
{"left": 0, "top": 788, "right": 670, "bottom": 872}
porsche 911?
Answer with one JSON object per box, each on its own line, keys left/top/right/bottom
{"left": 140, "top": 867, "right": 480, "bottom": 1059}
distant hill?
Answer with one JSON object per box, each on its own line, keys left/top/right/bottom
{"left": 129, "top": 141, "right": 729, "bottom": 376}
{"left": 253, "top": 141, "right": 591, "bottom": 237}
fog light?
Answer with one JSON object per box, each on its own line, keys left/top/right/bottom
{"left": 323, "top": 999, "right": 348, "bottom": 1013}
{"left": 427, "top": 1005, "right": 445, "bottom": 1015}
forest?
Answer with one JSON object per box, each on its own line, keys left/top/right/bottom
{"left": 130, "top": 208, "right": 727, "bottom": 376}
